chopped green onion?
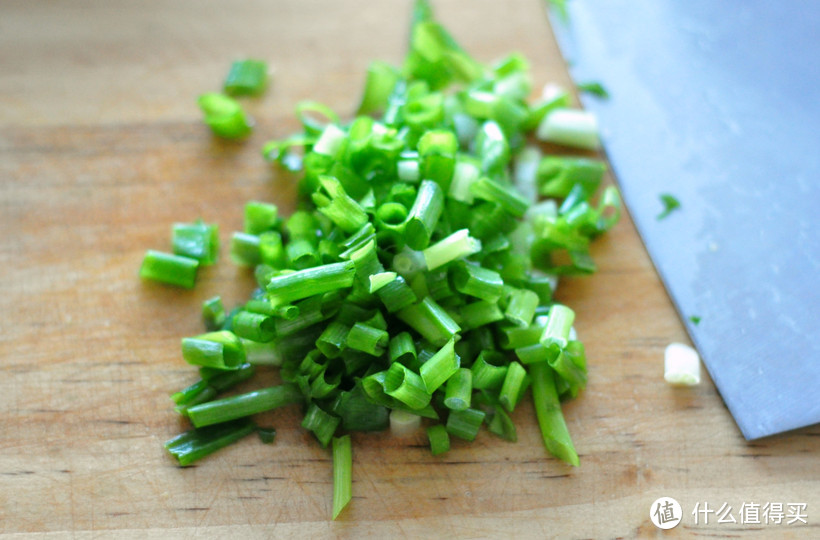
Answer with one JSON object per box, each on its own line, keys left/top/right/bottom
{"left": 443, "top": 368, "right": 472, "bottom": 411}
{"left": 140, "top": 250, "right": 199, "bottom": 289}
{"left": 172, "top": 220, "right": 219, "bottom": 265}
{"left": 331, "top": 435, "right": 352, "bottom": 520}
{"left": 231, "top": 311, "right": 276, "bottom": 343}
{"left": 419, "top": 337, "right": 459, "bottom": 393}
{"left": 504, "top": 288, "right": 539, "bottom": 327}
{"left": 397, "top": 297, "right": 460, "bottom": 346}
{"left": 540, "top": 304, "right": 575, "bottom": 353}
{"left": 224, "top": 59, "right": 268, "bottom": 96}
{"left": 405, "top": 180, "right": 444, "bottom": 250}
{"left": 577, "top": 81, "right": 609, "bottom": 99}
{"left": 229, "top": 232, "right": 262, "bottom": 267}
{"left": 445, "top": 407, "right": 486, "bottom": 441}
{"left": 301, "top": 402, "right": 340, "bottom": 447}
{"left": 267, "top": 260, "right": 356, "bottom": 305}
{"left": 202, "top": 296, "right": 226, "bottom": 331}
{"left": 422, "top": 229, "right": 482, "bottom": 270}
{"left": 426, "top": 424, "right": 450, "bottom": 455}
{"left": 198, "top": 93, "right": 253, "bottom": 139}
{"left": 537, "top": 108, "right": 600, "bottom": 150}
{"left": 257, "top": 427, "right": 277, "bottom": 444}
{"left": 165, "top": 419, "right": 256, "bottom": 466}
{"left": 368, "top": 271, "right": 397, "bottom": 293}
{"left": 529, "top": 362, "right": 579, "bottom": 466}
{"left": 498, "top": 360, "right": 527, "bottom": 412}
{"left": 187, "top": 383, "right": 303, "bottom": 428}
{"left": 244, "top": 201, "right": 279, "bottom": 235}
{"left": 181, "top": 330, "right": 245, "bottom": 370}
{"left": 657, "top": 193, "right": 681, "bottom": 220}
{"left": 470, "top": 350, "right": 508, "bottom": 391}
{"left": 346, "top": 322, "right": 389, "bottom": 357}
{"left": 383, "top": 362, "right": 432, "bottom": 410}
{"left": 449, "top": 261, "right": 504, "bottom": 302}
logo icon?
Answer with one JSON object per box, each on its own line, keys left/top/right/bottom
{"left": 650, "top": 497, "right": 682, "bottom": 529}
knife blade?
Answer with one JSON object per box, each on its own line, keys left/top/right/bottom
{"left": 549, "top": 0, "right": 820, "bottom": 439}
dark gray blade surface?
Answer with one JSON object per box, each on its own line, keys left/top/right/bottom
{"left": 550, "top": 0, "right": 820, "bottom": 439}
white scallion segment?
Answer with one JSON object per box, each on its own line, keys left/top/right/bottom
{"left": 389, "top": 409, "right": 421, "bottom": 437}
{"left": 397, "top": 159, "right": 420, "bottom": 183}
{"left": 664, "top": 343, "right": 701, "bottom": 386}
{"left": 312, "top": 124, "right": 346, "bottom": 157}
{"left": 448, "top": 161, "right": 480, "bottom": 204}
{"left": 513, "top": 146, "right": 541, "bottom": 204}
{"left": 537, "top": 108, "right": 600, "bottom": 150}
{"left": 422, "top": 229, "right": 482, "bottom": 271}
{"left": 541, "top": 82, "right": 566, "bottom": 101}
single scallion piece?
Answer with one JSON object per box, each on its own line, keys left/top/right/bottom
{"left": 331, "top": 435, "right": 353, "bottom": 520}
{"left": 165, "top": 419, "right": 256, "bottom": 466}
{"left": 187, "top": 383, "right": 303, "bottom": 428}
{"left": 426, "top": 424, "right": 450, "bottom": 455}
{"left": 181, "top": 331, "right": 245, "bottom": 370}
{"left": 140, "top": 250, "right": 199, "bottom": 289}
{"left": 224, "top": 59, "right": 268, "bottom": 96}
{"left": 198, "top": 93, "right": 253, "bottom": 139}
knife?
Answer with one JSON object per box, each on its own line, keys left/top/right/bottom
{"left": 548, "top": 0, "right": 820, "bottom": 439}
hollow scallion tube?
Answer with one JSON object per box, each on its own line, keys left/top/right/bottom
{"left": 223, "top": 59, "right": 268, "bottom": 96}
{"left": 471, "top": 350, "right": 508, "bottom": 390}
{"left": 389, "top": 331, "right": 419, "bottom": 369}
{"left": 378, "top": 275, "right": 418, "bottom": 313}
{"left": 316, "top": 321, "right": 350, "bottom": 359}
{"left": 383, "top": 362, "right": 431, "bottom": 410}
{"left": 418, "top": 129, "right": 458, "bottom": 189}
{"left": 498, "top": 360, "right": 527, "bottom": 412}
{"left": 449, "top": 262, "right": 504, "bottom": 302}
{"left": 404, "top": 180, "right": 444, "bottom": 250}
{"left": 369, "top": 271, "right": 397, "bottom": 293}
{"left": 443, "top": 368, "right": 472, "bottom": 411}
{"left": 469, "top": 176, "right": 529, "bottom": 218}
{"left": 229, "top": 232, "right": 262, "bottom": 267}
{"left": 419, "top": 338, "right": 459, "bottom": 393}
{"left": 267, "top": 260, "right": 356, "bottom": 305}
{"left": 332, "top": 435, "right": 352, "bottom": 520}
{"left": 445, "top": 407, "right": 486, "bottom": 441}
{"left": 312, "top": 176, "right": 369, "bottom": 233}
{"left": 181, "top": 331, "right": 245, "bottom": 370}
{"left": 231, "top": 311, "right": 276, "bottom": 343}
{"left": 172, "top": 220, "right": 219, "bottom": 265}
{"left": 397, "top": 297, "right": 461, "bottom": 346}
{"left": 140, "top": 250, "right": 199, "bottom": 289}
{"left": 504, "top": 288, "right": 539, "bottom": 328}
{"left": 346, "top": 322, "right": 389, "bottom": 357}
{"left": 165, "top": 419, "right": 256, "bottom": 467}
{"left": 459, "top": 300, "right": 504, "bottom": 331}
{"left": 244, "top": 201, "right": 279, "bottom": 235}
{"left": 202, "top": 296, "right": 226, "bottom": 331}
{"left": 301, "top": 402, "right": 340, "bottom": 448}
{"left": 426, "top": 424, "right": 450, "bottom": 456}
{"left": 187, "top": 384, "right": 303, "bottom": 428}
{"left": 540, "top": 304, "right": 575, "bottom": 354}
{"left": 422, "top": 229, "right": 482, "bottom": 271}
{"left": 529, "top": 362, "right": 579, "bottom": 466}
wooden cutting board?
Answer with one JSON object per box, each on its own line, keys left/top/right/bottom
{"left": 1, "top": 0, "right": 817, "bottom": 537}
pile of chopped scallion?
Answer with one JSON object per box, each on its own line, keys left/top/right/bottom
{"left": 148, "top": 0, "right": 620, "bottom": 520}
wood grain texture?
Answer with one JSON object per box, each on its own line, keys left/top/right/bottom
{"left": 1, "top": 0, "right": 817, "bottom": 538}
